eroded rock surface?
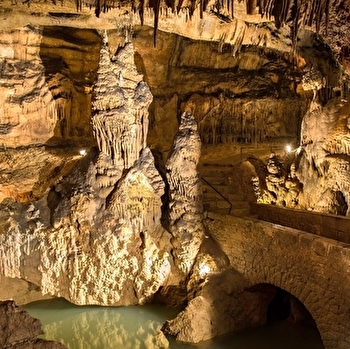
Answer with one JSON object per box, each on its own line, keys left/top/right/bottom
{"left": 0, "top": 31, "right": 213, "bottom": 308}
{"left": 0, "top": 35, "right": 200, "bottom": 307}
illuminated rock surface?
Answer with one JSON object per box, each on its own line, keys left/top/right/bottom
{"left": 0, "top": 33, "right": 174, "bottom": 307}
{"left": 166, "top": 111, "right": 205, "bottom": 276}
{"left": 0, "top": 1, "right": 350, "bottom": 348}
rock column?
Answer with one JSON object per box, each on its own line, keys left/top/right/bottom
{"left": 166, "top": 111, "right": 205, "bottom": 275}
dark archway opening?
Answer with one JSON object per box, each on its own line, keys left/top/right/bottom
{"left": 266, "top": 287, "right": 291, "bottom": 323}
{"left": 244, "top": 283, "right": 324, "bottom": 349}
{"left": 333, "top": 190, "right": 348, "bottom": 216}
{"left": 247, "top": 283, "right": 319, "bottom": 328}
{"left": 265, "top": 286, "right": 318, "bottom": 328}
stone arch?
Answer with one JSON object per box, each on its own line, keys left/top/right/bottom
{"left": 209, "top": 214, "right": 350, "bottom": 349}
{"left": 245, "top": 283, "right": 321, "bottom": 330}
{"left": 241, "top": 255, "right": 330, "bottom": 348}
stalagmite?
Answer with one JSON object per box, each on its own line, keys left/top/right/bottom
{"left": 108, "top": 147, "right": 165, "bottom": 234}
{"left": 166, "top": 111, "right": 205, "bottom": 275}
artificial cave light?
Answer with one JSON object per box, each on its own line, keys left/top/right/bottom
{"left": 285, "top": 144, "right": 292, "bottom": 153}
{"left": 198, "top": 262, "right": 211, "bottom": 278}
{"left": 79, "top": 149, "right": 87, "bottom": 156}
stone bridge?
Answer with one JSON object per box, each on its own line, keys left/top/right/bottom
{"left": 206, "top": 207, "right": 350, "bottom": 349}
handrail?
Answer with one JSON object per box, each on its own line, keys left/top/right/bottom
{"left": 201, "top": 176, "right": 233, "bottom": 214}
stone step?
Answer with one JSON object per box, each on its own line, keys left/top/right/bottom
{"left": 201, "top": 177, "right": 227, "bottom": 185}
{"left": 203, "top": 202, "right": 231, "bottom": 212}
{"left": 200, "top": 164, "right": 233, "bottom": 170}
{"left": 200, "top": 163, "right": 251, "bottom": 216}
{"left": 202, "top": 195, "right": 231, "bottom": 207}
{"left": 228, "top": 193, "right": 245, "bottom": 201}
{"left": 199, "top": 165, "right": 233, "bottom": 178}
{"left": 200, "top": 173, "right": 228, "bottom": 181}
{"left": 230, "top": 206, "right": 251, "bottom": 216}
{"left": 202, "top": 189, "right": 245, "bottom": 201}
{"left": 202, "top": 183, "right": 229, "bottom": 194}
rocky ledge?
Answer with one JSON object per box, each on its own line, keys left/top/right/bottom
{"left": 0, "top": 300, "right": 67, "bottom": 349}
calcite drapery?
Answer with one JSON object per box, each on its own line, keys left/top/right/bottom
{"left": 36, "top": 35, "right": 171, "bottom": 305}
{"left": 166, "top": 111, "right": 205, "bottom": 275}
{"left": 92, "top": 34, "right": 151, "bottom": 171}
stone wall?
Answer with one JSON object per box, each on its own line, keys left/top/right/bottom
{"left": 250, "top": 202, "right": 350, "bottom": 243}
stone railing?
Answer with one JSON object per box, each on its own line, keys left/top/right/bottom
{"left": 250, "top": 202, "right": 350, "bottom": 244}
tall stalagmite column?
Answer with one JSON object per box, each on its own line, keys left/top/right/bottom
{"left": 166, "top": 111, "right": 205, "bottom": 275}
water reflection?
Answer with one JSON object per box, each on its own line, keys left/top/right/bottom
{"left": 24, "top": 298, "right": 324, "bottom": 349}
{"left": 25, "top": 298, "right": 176, "bottom": 349}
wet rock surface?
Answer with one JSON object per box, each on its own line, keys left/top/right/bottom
{"left": 0, "top": 300, "right": 67, "bottom": 348}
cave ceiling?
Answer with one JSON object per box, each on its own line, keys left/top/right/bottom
{"left": 0, "top": 0, "right": 349, "bottom": 155}
{"left": 1, "top": 0, "right": 350, "bottom": 68}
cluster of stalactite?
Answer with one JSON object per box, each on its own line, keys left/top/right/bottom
{"left": 13, "top": 0, "right": 335, "bottom": 47}
{"left": 256, "top": 0, "right": 331, "bottom": 34}
{"left": 92, "top": 109, "right": 148, "bottom": 169}
{"left": 76, "top": 0, "right": 334, "bottom": 46}
{"left": 195, "top": 98, "right": 307, "bottom": 145}
{"left": 92, "top": 36, "right": 151, "bottom": 170}
{"left": 325, "top": 136, "right": 350, "bottom": 156}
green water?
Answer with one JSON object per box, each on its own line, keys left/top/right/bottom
{"left": 24, "top": 298, "right": 324, "bottom": 349}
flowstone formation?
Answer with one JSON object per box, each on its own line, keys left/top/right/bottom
{"left": 0, "top": 33, "right": 207, "bottom": 307}
{"left": 0, "top": 26, "right": 57, "bottom": 147}
{"left": 296, "top": 98, "right": 350, "bottom": 215}
{"left": 246, "top": 97, "right": 350, "bottom": 216}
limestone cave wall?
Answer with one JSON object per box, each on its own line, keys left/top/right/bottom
{"left": 0, "top": 1, "right": 350, "bottom": 348}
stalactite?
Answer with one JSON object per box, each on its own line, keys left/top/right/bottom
{"left": 92, "top": 37, "right": 152, "bottom": 173}
{"left": 195, "top": 96, "right": 308, "bottom": 145}
{"left": 246, "top": 0, "right": 256, "bottom": 14}
{"left": 325, "top": 137, "right": 350, "bottom": 156}
{"left": 15, "top": 0, "right": 334, "bottom": 51}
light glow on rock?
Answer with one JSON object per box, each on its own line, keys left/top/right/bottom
{"left": 198, "top": 262, "right": 211, "bottom": 278}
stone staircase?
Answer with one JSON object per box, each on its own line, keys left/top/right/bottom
{"left": 199, "top": 164, "right": 250, "bottom": 216}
